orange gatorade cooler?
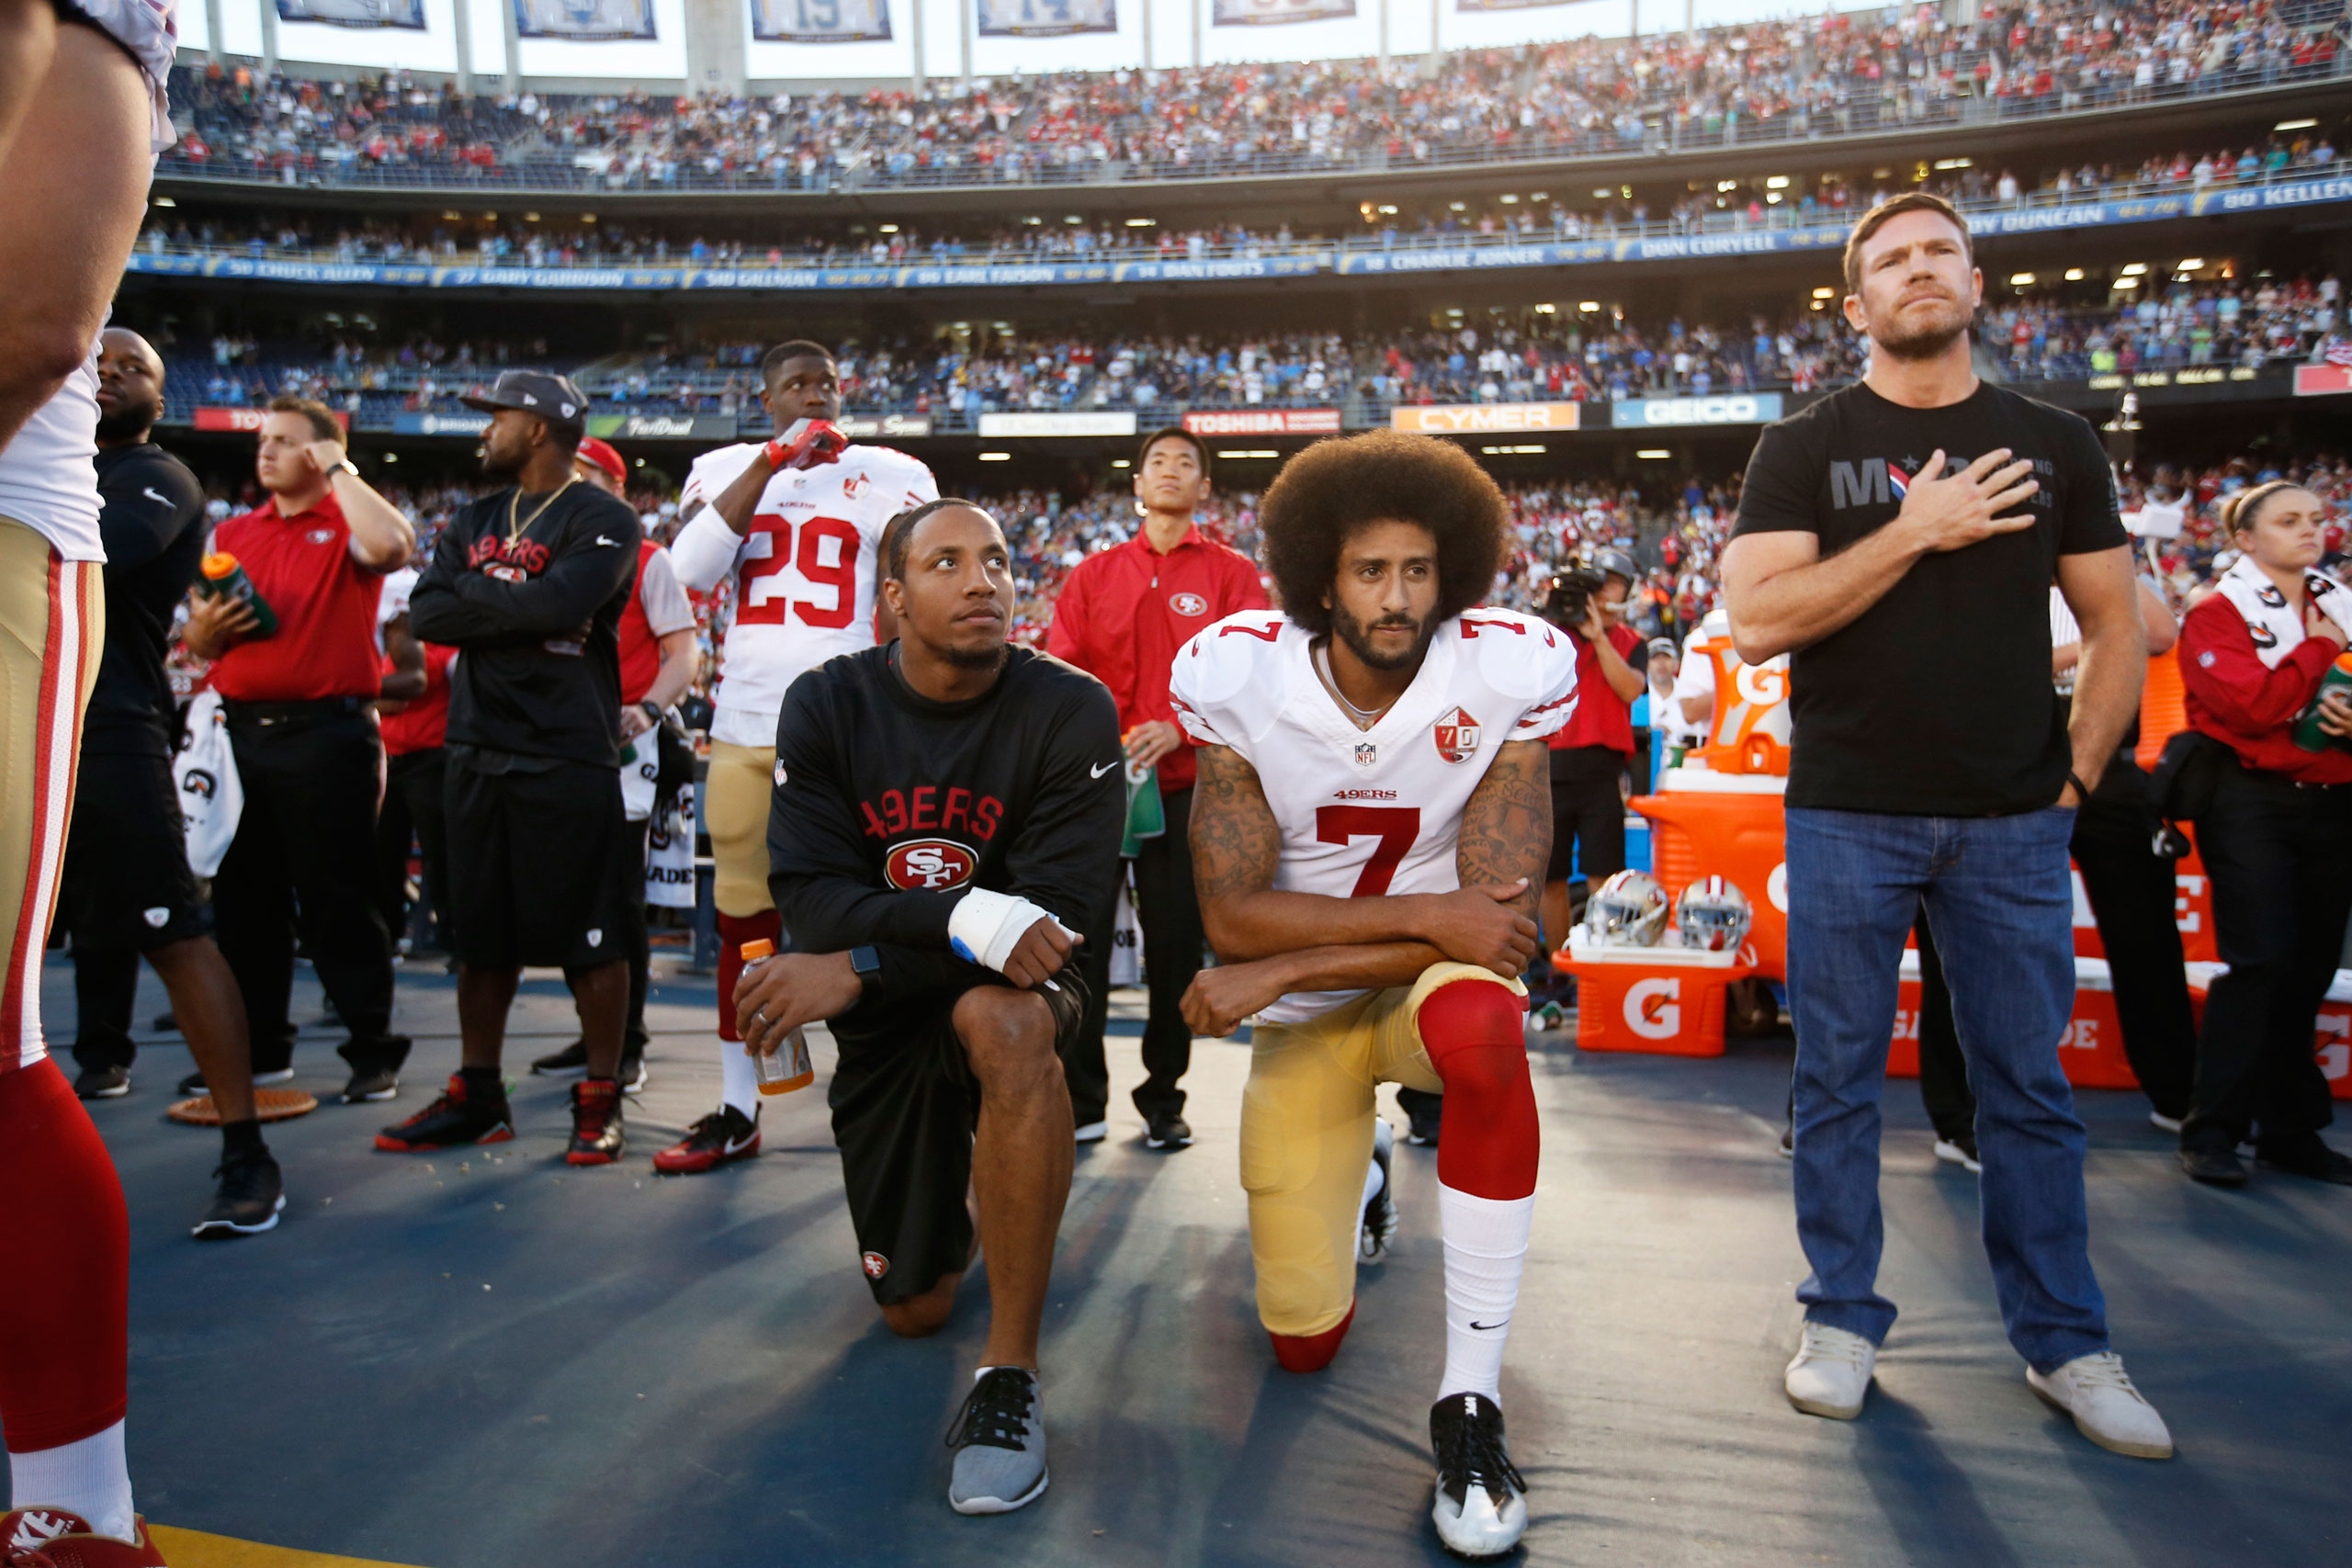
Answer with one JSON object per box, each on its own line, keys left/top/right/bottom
{"left": 1634, "top": 771, "right": 1788, "bottom": 979}
{"left": 1890, "top": 953, "right": 2140, "bottom": 1089}
{"left": 1560, "top": 937, "right": 1748, "bottom": 1058}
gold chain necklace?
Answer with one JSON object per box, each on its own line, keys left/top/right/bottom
{"left": 506, "top": 473, "right": 578, "bottom": 543}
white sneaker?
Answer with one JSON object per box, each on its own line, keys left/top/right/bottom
{"left": 2028, "top": 1350, "right": 2174, "bottom": 1459}
{"left": 1933, "top": 1136, "right": 1983, "bottom": 1173}
{"left": 1784, "top": 1322, "right": 1876, "bottom": 1419}
{"left": 1073, "top": 1121, "right": 1107, "bottom": 1145}
{"left": 2148, "top": 1110, "right": 2185, "bottom": 1134}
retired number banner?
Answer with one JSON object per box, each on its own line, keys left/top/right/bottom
{"left": 978, "top": 0, "right": 1116, "bottom": 34}
{"left": 513, "top": 0, "right": 656, "bottom": 39}
{"left": 277, "top": 0, "right": 426, "bottom": 29}
{"left": 1213, "top": 0, "right": 1352, "bottom": 24}
{"left": 752, "top": 0, "right": 890, "bottom": 41}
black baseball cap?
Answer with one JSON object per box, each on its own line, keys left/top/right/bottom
{"left": 461, "top": 370, "right": 590, "bottom": 427}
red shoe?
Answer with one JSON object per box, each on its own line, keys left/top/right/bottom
{"left": 0, "top": 1507, "right": 166, "bottom": 1565}
{"left": 566, "top": 1079, "right": 625, "bottom": 1166}
{"left": 375, "top": 1074, "right": 514, "bottom": 1152}
{"left": 652, "top": 1104, "right": 761, "bottom": 1175}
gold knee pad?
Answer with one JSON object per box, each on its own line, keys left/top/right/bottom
{"left": 702, "top": 739, "right": 777, "bottom": 919}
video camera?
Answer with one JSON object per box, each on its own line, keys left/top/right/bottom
{"left": 1542, "top": 567, "right": 1611, "bottom": 631}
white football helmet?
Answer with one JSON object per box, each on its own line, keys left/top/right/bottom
{"left": 1676, "top": 875, "right": 1753, "bottom": 953}
{"left": 1589, "top": 870, "right": 1668, "bottom": 946}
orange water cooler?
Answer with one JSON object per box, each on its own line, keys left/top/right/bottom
{"left": 1559, "top": 936, "right": 1752, "bottom": 1058}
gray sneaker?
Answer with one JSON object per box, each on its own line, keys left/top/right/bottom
{"left": 945, "top": 1366, "right": 1047, "bottom": 1515}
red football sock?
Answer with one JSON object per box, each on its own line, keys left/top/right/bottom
{"left": 1419, "top": 980, "right": 1540, "bottom": 1202}
{"left": 714, "top": 910, "right": 782, "bottom": 1044}
{"left": 0, "top": 1060, "right": 128, "bottom": 1451}
{"left": 1269, "top": 1301, "right": 1356, "bottom": 1374}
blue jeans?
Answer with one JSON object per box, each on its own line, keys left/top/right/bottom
{"left": 1784, "top": 806, "right": 2109, "bottom": 1373}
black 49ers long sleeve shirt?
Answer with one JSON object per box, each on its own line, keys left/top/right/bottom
{"left": 766, "top": 642, "right": 1125, "bottom": 1024}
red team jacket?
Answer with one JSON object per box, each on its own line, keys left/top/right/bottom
{"left": 2178, "top": 592, "right": 2352, "bottom": 784}
{"left": 1046, "top": 525, "right": 1267, "bottom": 793}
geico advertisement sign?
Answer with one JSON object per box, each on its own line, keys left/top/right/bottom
{"left": 1621, "top": 393, "right": 1784, "bottom": 427}
{"left": 1391, "top": 402, "right": 1581, "bottom": 434}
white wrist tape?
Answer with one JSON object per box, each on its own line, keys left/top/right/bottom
{"left": 948, "top": 887, "right": 1071, "bottom": 973}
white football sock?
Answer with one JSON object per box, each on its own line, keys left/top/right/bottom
{"left": 1436, "top": 1185, "right": 1534, "bottom": 1404}
{"left": 720, "top": 1032, "right": 760, "bottom": 1118}
{"left": 9, "top": 1420, "right": 134, "bottom": 1540}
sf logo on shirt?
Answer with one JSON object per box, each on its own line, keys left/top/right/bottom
{"left": 886, "top": 838, "right": 977, "bottom": 890}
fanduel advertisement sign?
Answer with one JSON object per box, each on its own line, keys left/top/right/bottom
{"left": 1613, "top": 394, "right": 1784, "bottom": 427}
{"left": 587, "top": 413, "right": 740, "bottom": 441}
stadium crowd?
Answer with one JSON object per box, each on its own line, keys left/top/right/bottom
{"left": 155, "top": 0, "right": 2349, "bottom": 191}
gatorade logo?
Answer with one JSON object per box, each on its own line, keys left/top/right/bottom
{"left": 886, "top": 838, "right": 976, "bottom": 890}
{"left": 1624, "top": 976, "right": 1681, "bottom": 1040}
{"left": 862, "top": 1250, "right": 889, "bottom": 1280}
{"left": 1733, "top": 660, "right": 1787, "bottom": 706}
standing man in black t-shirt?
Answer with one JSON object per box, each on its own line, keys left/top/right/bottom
{"left": 54, "top": 327, "right": 284, "bottom": 1238}
{"left": 385, "top": 372, "right": 644, "bottom": 1164}
{"left": 735, "top": 499, "right": 1123, "bottom": 1517}
{"left": 1723, "top": 194, "right": 2174, "bottom": 1461}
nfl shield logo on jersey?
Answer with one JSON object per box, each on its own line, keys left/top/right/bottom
{"left": 1353, "top": 742, "right": 1378, "bottom": 769}
{"left": 1433, "top": 706, "right": 1482, "bottom": 764}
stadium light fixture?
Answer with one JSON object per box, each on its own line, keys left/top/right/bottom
{"left": 1766, "top": 192, "right": 1782, "bottom": 205}
{"left": 2064, "top": 268, "right": 2086, "bottom": 281}
{"left": 1810, "top": 299, "right": 1826, "bottom": 310}
{"left": 442, "top": 210, "right": 462, "bottom": 220}
{"left": 2009, "top": 272, "right": 2035, "bottom": 287}
{"left": 1811, "top": 287, "right": 1836, "bottom": 299}
{"left": 1530, "top": 192, "right": 1549, "bottom": 202}
{"left": 1498, "top": 194, "right": 1520, "bottom": 204}
{"left": 1577, "top": 301, "right": 1600, "bottom": 312}
{"left": 1111, "top": 459, "right": 1131, "bottom": 468}
{"left": 879, "top": 223, "right": 899, "bottom": 233}
{"left": 525, "top": 211, "right": 540, "bottom": 222}
{"left": 979, "top": 452, "right": 1012, "bottom": 461}
{"left": 1592, "top": 187, "right": 1612, "bottom": 198}
{"left": 1217, "top": 450, "right": 1280, "bottom": 458}
{"left": 152, "top": 196, "right": 175, "bottom": 208}
{"left": 382, "top": 452, "right": 399, "bottom": 463}
{"left": 582, "top": 213, "right": 596, "bottom": 223}
{"left": 1065, "top": 216, "right": 1083, "bottom": 224}
{"left": 1636, "top": 449, "right": 1672, "bottom": 460}
{"left": 1766, "top": 175, "right": 1791, "bottom": 189}
{"left": 1125, "top": 218, "right": 1155, "bottom": 226}
{"left": 1932, "top": 157, "right": 1972, "bottom": 170}
{"left": 1716, "top": 179, "right": 1738, "bottom": 192}
{"left": 2277, "top": 118, "right": 2319, "bottom": 131}
{"left": 1023, "top": 216, "right": 1043, "bottom": 225}
{"left": 2120, "top": 263, "right": 2147, "bottom": 276}
{"left": 1532, "top": 303, "right": 1557, "bottom": 313}
{"left": 2177, "top": 258, "right": 2204, "bottom": 271}
{"left": 1378, "top": 204, "right": 1399, "bottom": 214}
{"left": 1481, "top": 445, "right": 1547, "bottom": 455}
{"left": 2113, "top": 276, "right": 2141, "bottom": 289}
{"left": 1449, "top": 201, "right": 1468, "bottom": 212}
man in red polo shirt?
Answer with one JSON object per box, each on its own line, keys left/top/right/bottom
{"left": 530, "top": 435, "right": 701, "bottom": 1101}
{"left": 1047, "top": 426, "right": 1267, "bottom": 1148}
{"left": 1540, "top": 547, "right": 1646, "bottom": 957}
{"left": 181, "top": 395, "right": 416, "bottom": 1105}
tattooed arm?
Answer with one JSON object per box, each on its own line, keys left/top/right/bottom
{"left": 1182, "top": 740, "right": 1546, "bottom": 1036}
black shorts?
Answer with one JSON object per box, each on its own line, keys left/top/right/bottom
{"left": 442, "top": 755, "right": 636, "bottom": 970}
{"left": 1546, "top": 744, "right": 1629, "bottom": 883}
{"left": 56, "top": 749, "right": 206, "bottom": 953}
{"left": 826, "top": 971, "right": 1090, "bottom": 1305}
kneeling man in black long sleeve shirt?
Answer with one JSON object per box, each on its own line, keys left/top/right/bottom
{"left": 734, "top": 499, "right": 1123, "bottom": 1517}
{"left": 384, "top": 371, "right": 645, "bottom": 1165}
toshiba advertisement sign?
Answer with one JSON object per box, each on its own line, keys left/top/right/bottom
{"left": 1391, "top": 402, "right": 1581, "bottom": 434}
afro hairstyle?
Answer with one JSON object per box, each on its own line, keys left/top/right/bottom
{"left": 1260, "top": 429, "right": 1509, "bottom": 637}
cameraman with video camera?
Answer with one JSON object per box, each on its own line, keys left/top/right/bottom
{"left": 1541, "top": 548, "right": 1647, "bottom": 953}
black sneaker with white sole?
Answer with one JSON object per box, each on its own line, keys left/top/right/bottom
{"left": 1359, "top": 1117, "right": 1399, "bottom": 1264}
{"left": 529, "top": 1039, "right": 590, "bottom": 1077}
{"left": 341, "top": 1065, "right": 400, "bottom": 1104}
{"left": 193, "top": 1154, "right": 286, "bottom": 1239}
{"left": 74, "top": 1064, "right": 130, "bottom": 1100}
{"left": 180, "top": 1066, "right": 293, "bottom": 1096}
{"left": 616, "top": 1053, "right": 646, "bottom": 1097}
{"left": 1143, "top": 1111, "right": 1193, "bottom": 1150}
{"left": 1429, "top": 1393, "right": 1529, "bottom": 1558}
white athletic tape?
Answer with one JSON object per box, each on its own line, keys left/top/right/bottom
{"left": 948, "top": 887, "right": 1072, "bottom": 974}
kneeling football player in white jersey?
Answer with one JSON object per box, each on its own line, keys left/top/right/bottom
{"left": 1168, "top": 431, "right": 1577, "bottom": 1559}
{"left": 596, "top": 341, "right": 936, "bottom": 1173}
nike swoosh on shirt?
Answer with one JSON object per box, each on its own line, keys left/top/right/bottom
{"left": 1091, "top": 761, "right": 1119, "bottom": 778}
{"left": 141, "top": 487, "right": 174, "bottom": 505}
{"left": 594, "top": 536, "right": 622, "bottom": 547}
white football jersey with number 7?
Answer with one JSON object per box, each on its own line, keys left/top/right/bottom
{"left": 1168, "top": 605, "right": 1579, "bottom": 1021}
{"left": 672, "top": 442, "right": 938, "bottom": 750}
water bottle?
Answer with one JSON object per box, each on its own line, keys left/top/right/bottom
{"left": 739, "top": 939, "right": 814, "bottom": 1094}
{"left": 2292, "top": 650, "right": 2352, "bottom": 752}
{"left": 198, "top": 552, "right": 279, "bottom": 637}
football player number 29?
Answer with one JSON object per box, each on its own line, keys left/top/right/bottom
{"left": 739, "top": 514, "right": 859, "bottom": 629}
{"left": 1316, "top": 806, "right": 1421, "bottom": 896}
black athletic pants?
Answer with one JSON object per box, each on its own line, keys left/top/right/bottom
{"left": 213, "top": 704, "right": 395, "bottom": 1072}
{"left": 375, "top": 746, "right": 451, "bottom": 955}
{"left": 1915, "top": 758, "right": 2200, "bottom": 1134}
{"left": 1070, "top": 785, "right": 1204, "bottom": 1124}
{"left": 2181, "top": 760, "right": 2352, "bottom": 1155}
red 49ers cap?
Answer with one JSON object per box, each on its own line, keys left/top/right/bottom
{"left": 574, "top": 435, "right": 627, "bottom": 487}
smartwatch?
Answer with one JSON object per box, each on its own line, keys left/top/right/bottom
{"left": 638, "top": 699, "right": 663, "bottom": 727}
{"left": 849, "top": 944, "right": 883, "bottom": 999}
